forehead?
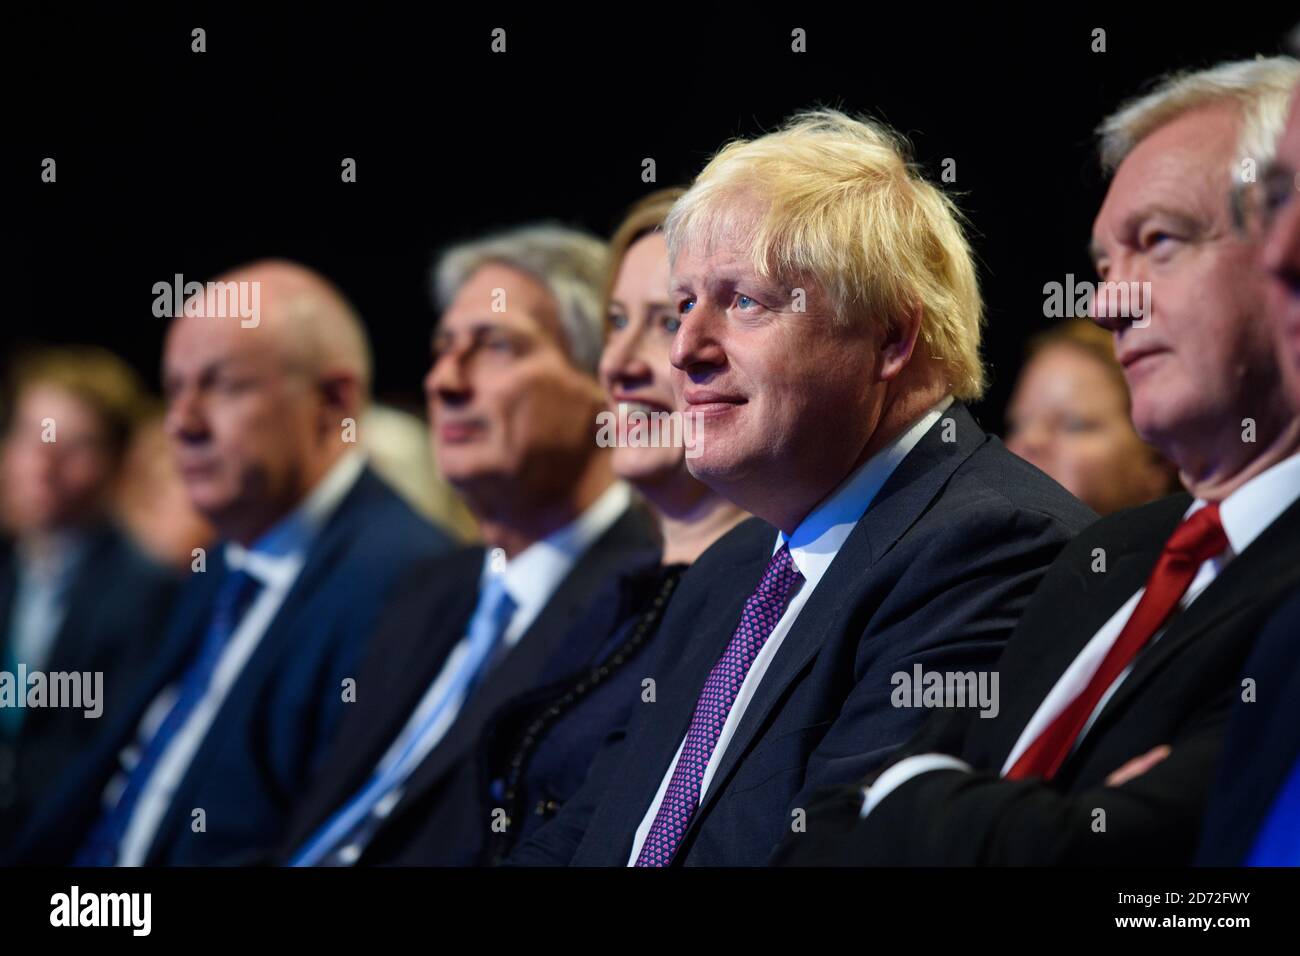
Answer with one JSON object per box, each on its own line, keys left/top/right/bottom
{"left": 163, "top": 313, "right": 273, "bottom": 373}
{"left": 670, "top": 239, "right": 763, "bottom": 288}
{"left": 13, "top": 382, "right": 98, "bottom": 422}
{"left": 440, "top": 262, "right": 558, "bottom": 336}
{"left": 1094, "top": 103, "right": 1242, "bottom": 236}
{"left": 614, "top": 233, "right": 671, "bottom": 292}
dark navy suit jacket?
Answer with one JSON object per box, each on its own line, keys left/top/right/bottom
{"left": 507, "top": 402, "right": 1097, "bottom": 866}
{"left": 776, "top": 495, "right": 1300, "bottom": 866}
{"left": 8, "top": 466, "right": 452, "bottom": 865}
{"left": 1196, "top": 588, "right": 1300, "bottom": 865}
{"left": 0, "top": 523, "right": 177, "bottom": 844}
{"left": 275, "top": 502, "right": 658, "bottom": 865}
{"left": 370, "top": 557, "right": 681, "bottom": 865}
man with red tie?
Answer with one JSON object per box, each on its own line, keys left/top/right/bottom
{"left": 776, "top": 56, "right": 1300, "bottom": 866}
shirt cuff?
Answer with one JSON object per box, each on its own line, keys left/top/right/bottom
{"left": 859, "top": 753, "right": 973, "bottom": 819}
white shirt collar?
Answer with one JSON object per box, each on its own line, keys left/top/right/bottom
{"left": 224, "top": 450, "right": 368, "bottom": 589}
{"left": 482, "top": 480, "right": 634, "bottom": 642}
{"left": 1186, "top": 450, "right": 1300, "bottom": 558}
{"left": 775, "top": 396, "right": 954, "bottom": 591}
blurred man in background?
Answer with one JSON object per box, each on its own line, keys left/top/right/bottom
{"left": 280, "top": 224, "right": 657, "bottom": 867}
{"left": 10, "top": 259, "right": 452, "bottom": 865}
{"left": 0, "top": 347, "right": 177, "bottom": 845}
{"left": 359, "top": 402, "right": 478, "bottom": 542}
{"left": 1006, "top": 319, "right": 1179, "bottom": 515}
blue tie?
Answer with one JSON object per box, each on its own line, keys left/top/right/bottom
{"left": 74, "top": 567, "right": 262, "bottom": 866}
{"left": 1247, "top": 753, "right": 1300, "bottom": 865}
{"left": 288, "top": 573, "right": 517, "bottom": 866}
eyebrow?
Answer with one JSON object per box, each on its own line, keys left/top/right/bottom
{"left": 163, "top": 356, "right": 238, "bottom": 388}
{"left": 433, "top": 320, "right": 503, "bottom": 342}
{"left": 1089, "top": 204, "right": 1202, "bottom": 265}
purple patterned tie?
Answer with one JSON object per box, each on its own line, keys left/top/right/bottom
{"left": 635, "top": 544, "right": 803, "bottom": 866}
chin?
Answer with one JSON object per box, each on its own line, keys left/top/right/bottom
{"left": 684, "top": 449, "right": 745, "bottom": 489}
{"left": 614, "top": 448, "right": 682, "bottom": 482}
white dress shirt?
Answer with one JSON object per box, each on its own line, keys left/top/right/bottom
{"left": 628, "top": 396, "right": 954, "bottom": 864}
{"left": 351, "top": 480, "right": 635, "bottom": 839}
{"left": 6, "top": 531, "right": 88, "bottom": 673}
{"left": 111, "top": 451, "right": 367, "bottom": 865}
{"left": 860, "top": 449, "right": 1300, "bottom": 818}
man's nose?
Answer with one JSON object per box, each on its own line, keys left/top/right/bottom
{"left": 165, "top": 386, "right": 208, "bottom": 442}
{"left": 1091, "top": 257, "right": 1150, "bottom": 333}
{"left": 670, "top": 303, "right": 726, "bottom": 375}
{"left": 426, "top": 351, "right": 472, "bottom": 406}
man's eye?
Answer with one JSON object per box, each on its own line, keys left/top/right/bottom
{"left": 216, "top": 375, "right": 255, "bottom": 392}
{"left": 736, "top": 294, "right": 756, "bottom": 309}
{"left": 1263, "top": 171, "right": 1294, "bottom": 215}
{"left": 679, "top": 298, "right": 695, "bottom": 315}
{"left": 1143, "top": 231, "right": 1180, "bottom": 252}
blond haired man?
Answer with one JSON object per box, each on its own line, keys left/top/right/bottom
{"left": 778, "top": 59, "right": 1300, "bottom": 867}
{"left": 508, "top": 110, "right": 1094, "bottom": 867}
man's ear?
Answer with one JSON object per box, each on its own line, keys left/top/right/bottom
{"left": 318, "top": 369, "right": 364, "bottom": 422}
{"left": 879, "top": 303, "right": 923, "bottom": 381}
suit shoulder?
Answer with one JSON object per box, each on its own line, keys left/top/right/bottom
{"left": 1057, "top": 492, "right": 1192, "bottom": 557}
{"left": 341, "top": 470, "right": 456, "bottom": 559}
{"left": 946, "top": 440, "right": 1097, "bottom": 533}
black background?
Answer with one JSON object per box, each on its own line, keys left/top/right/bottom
{"left": 5, "top": 5, "right": 1298, "bottom": 431}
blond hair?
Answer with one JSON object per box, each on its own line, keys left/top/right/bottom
{"left": 1097, "top": 56, "right": 1300, "bottom": 176}
{"left": 5, "top": 346, "right": 150, "bottom": 461}
{"left": 602, "top": 187, "right": 686, "bottom": 328}
{"left": 665, "top": 109, "right": 985, "bottom": 399}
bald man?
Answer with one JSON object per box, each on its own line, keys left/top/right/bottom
{"left": 9, "top": 260, "right": 453, "bottom": 865}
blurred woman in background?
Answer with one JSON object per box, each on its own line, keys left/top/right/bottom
{"left": 1005, "top": 319, "right": 1179, "bottom": 515}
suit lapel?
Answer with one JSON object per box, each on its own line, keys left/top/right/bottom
{"left": 386, "top": 508, "right": 657, "bottom": 818}
{"left": 1084, "top": 496, "right": 1300, "bottom": 746}
{"left": 691, "top": 403, "right": 985, "bottom": 824}
{"left": 976, "top": 495, "right": 1186, "bottom": 767}
{"left": 590, "top": 521, "right": 772, "bottom": 855}
{"left": 146, "top": 469, "right": 404, "bottom": 858}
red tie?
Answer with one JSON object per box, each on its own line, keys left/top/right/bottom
{"left": 1006, "top": 503, "right": 1228, "bottom": 781}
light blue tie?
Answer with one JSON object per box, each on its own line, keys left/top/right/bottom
{"left": 288, "top": 573, "right": 517, "bottom": 866}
